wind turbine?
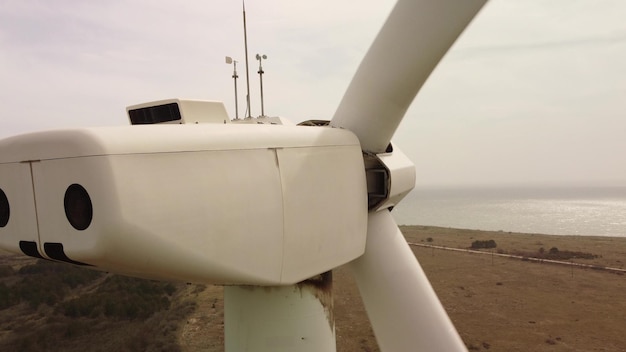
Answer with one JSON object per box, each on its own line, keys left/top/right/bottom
{"left": 0, "top": 0, "right": 487, "bottom": 351}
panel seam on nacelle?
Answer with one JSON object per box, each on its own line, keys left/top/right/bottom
{"left": 272, "top": 147, "right": 287, "bottom": 283}
{"left": 7, "top": 144, "right": 360, "bottom": 163}
{"left": 27, "top": 161, "right": 43, "bottom": 256}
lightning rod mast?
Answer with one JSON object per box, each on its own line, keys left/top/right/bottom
{"left": 242, "top": 1, "right": 252, "bottom": 118}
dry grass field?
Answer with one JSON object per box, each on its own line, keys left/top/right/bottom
{"left": 401, "top": 226, "right": 626, "bottom": 352}
{"left": 1, "top": 226, "right": 625, "bottom": 351}
{"left": 178, "top": 226, "right": 626, "bottom": 352}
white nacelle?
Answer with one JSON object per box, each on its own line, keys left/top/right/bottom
{"left": 0, "top": 124, "right": 367, "bottom": 285}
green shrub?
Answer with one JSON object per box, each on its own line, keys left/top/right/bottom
{"left": 13, "top": 260, "right": 104, "bottom": 308}
{"left": 60, "top": 275, "right": 175, "bottom": 320}
{"left": 0, "top": 282, "right": 17, "bottom": 309}
{"left": 0, "top": 265, "right": 14, "bottom": 278}
{"left": 470, "top": 240, "right": 497, "bottom": 249}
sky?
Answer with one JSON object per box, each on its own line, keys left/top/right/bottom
{"left": 1, "top": 0, "right": 625, "bottom": 187}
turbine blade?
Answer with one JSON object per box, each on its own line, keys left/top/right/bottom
{"left": 330, "top": 0, "right": 487, "bottom": 153}
{"left": 347, "top": 210, "right": 466, "bottom": 351}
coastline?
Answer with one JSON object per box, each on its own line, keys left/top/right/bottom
{"left": 400, "top": 225, "right": 626, "bottom": 269}
{"left": 392, "top": 186, "right": 626, "bottom": 237}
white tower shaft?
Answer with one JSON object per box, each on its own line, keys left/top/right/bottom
{"left": 225, "top": 273, "right": 335, "bottom": 352}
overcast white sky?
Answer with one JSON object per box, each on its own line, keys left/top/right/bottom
{"left": 1, "top": 0, "right": 625, "bottom": 187}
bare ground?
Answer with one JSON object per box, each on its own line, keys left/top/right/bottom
{"left": 176, "top": 226, "right": 626, "bottom": 352}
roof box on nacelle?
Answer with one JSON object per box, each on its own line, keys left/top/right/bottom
{"left": 126, "top": 99, "right": 230, "bottom": 125}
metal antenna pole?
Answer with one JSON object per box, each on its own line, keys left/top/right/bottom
{"left": 226, "top": 57, "right": 239, "bottom": 120}
{"left": 243, "top": 1, "right": 252, "bottom": 118}
{"left": 233, "top": 60, "right": 239, "bottom": 119}
{"left": 256, "top": 54, "right": 267, "bottom": 117}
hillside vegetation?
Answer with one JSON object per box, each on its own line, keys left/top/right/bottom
{"left": 0, "top": 258, "right": 200, "bottom": 352}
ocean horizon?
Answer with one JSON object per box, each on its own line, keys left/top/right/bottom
{"left": 392, "top": 185, "right": 626, "bottom": 237}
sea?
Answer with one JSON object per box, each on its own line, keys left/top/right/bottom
{"left": 392, "top": 186, "right": 626, "bottom": 237}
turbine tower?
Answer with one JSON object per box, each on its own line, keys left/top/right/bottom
{"left": 0, "top": 0, "right": 487, "bottom": 350}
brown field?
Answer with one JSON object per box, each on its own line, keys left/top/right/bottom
{"left": 181, "top": 226, "right": 626, "bottom": 352}
{"left": 2, "top": 226, "right": 626, "bottom": 351}
{"left": 397, "top": 226, "right": 626, "bottom": 352}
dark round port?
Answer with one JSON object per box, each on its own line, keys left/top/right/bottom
{"left": 64, "top": 184, "right": 93, "bottom": 231}
{"left": 0, "top": 189, "right": 9, "bottom": 227}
